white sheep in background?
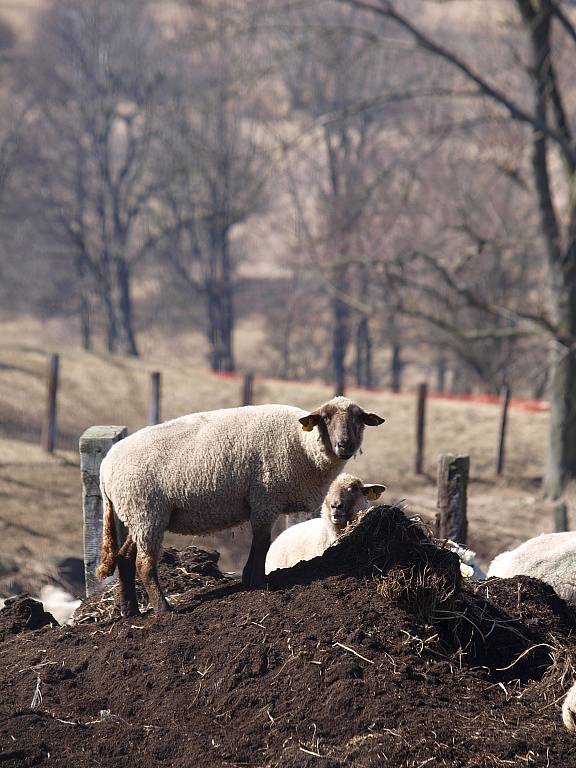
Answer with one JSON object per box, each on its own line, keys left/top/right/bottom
{"left": 39, "top": 585, "right": 81, "bottom": 625}
{"left": 563, "top": 682, "right": 576, "bottom": 732}
{"left": 96, "top": 397, "right": 385, "bottom": 616}
{"left": 487, "top": 532, "right": 576, "bottom": 603}
{"left": 265, "top": 473, "right": 386, "bottom": 574}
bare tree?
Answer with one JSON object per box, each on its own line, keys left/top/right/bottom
{"left": 328, "top": 0, "right": 576, "bottom": 495}
{"left": 153, "top": 3, "right": 269, "bottom": 372}
{"left": 279, "top": 3, "right": 413, "bottom": 393}
{"left": 12, "top": 0, "right": 172, "bottom": 355}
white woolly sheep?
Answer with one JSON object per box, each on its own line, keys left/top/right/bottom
{"left": 96, "top": 397, "right": 385, "bottom": 616}
{"left": 265, "top": 473, "right": 386, "bottom": 574}
{"left": 563, "top": 682, "right": 576, "bottom": 732}
{"left": 487, "top": 532, "right": 576, "bottom": 603}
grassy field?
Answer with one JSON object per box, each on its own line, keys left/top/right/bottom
{"left": 0, "top": 343, "right": 557, "bottom": 597}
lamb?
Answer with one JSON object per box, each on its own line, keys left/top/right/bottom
{"left": 96, "top": 397, "right": 385, "bottom": 616}
{"left": 487, "top": 532, "right": 576, "bottom": 604}
{"left": 563, "top": 682, "right": 576, "bottom": 732}
{"left": 265, "top": 473, "right": 386, "bottom": 574}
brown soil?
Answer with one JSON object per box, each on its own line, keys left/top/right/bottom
{"left": 1, "top": 506, "right": 576, "bottom": 768}
{"left": 0, "top": 594, "right": 57, "bottom": 640}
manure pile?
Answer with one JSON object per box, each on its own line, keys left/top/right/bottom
{"left": 1, "top": 505, "right": 576, "bottom": 767}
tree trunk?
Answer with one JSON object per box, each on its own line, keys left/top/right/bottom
{"left": 80, "top": 294, "right": 91, "bottom": 351}
{"left": 545, "top": 315, "right": 576, "bottom": 497}
{"left": 436, "top": 352, "right": 446, "bottom": 393}
{"left": 515, "top": 0, "right": 576, "bottom": 497}
{"left": 390, "top": 343, "right": 402, "bottom": 393}
{"left": 206, "top": 224, "right": 235, "bottom": 373}
{"left": 332, "top": 266, "right": 349, "bottom": 395}
{"left": 533, "top": 365, "right": 549, "bottom": 400}
{"left": 115, "top": 257, "right": 138, "bottom": 356}
{"left": 74, "top": 250, "right": 92, "bottom": 351}
{"left": 96, "top": 242, "right": 118, "bottom": 354}
{"left": 355, "top": 315, "right": 372, "bottom": 387}
{"left": 100, "top": 277, "right": 118, "bottom": 354}
{"left": 206, "top": 282, "right": 234, "bottom": 372}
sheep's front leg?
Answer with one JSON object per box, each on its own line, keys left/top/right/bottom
{"left": 242, "top": 522, "right": 271, "bottom": 589}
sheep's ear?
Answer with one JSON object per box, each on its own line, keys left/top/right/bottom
{"left": 299, "top": 413, "right": 322, "bottom": 432}
{"left": 361, "top": 484, "right": 386, "bottom": 500}
{"left": 361, "top": 411, "right": 385, "bottom": 426}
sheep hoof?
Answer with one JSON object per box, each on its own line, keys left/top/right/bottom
{"left": 121, "top": 604, "right": 141, "bottom": 618}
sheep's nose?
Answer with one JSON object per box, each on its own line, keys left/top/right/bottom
{"left": 337, "top": 440, "right": 353, "bottom": 452}
{"left": 331, "top": 501, "right": 343, "bottom": 510}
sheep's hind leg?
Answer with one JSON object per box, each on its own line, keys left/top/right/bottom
{"left": 117, "top": 538, "right": 140, "bottom": 617}
{"left": 136, "top": 550, "right": 171, "bottom": 614}
{"left": 242, "top": 523, "right": 271, "bottom": 590}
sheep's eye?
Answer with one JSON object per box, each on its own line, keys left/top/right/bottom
{"left": 323, "top": 415, "right": 331, "bottom": 423}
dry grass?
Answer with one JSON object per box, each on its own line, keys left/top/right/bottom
{"left": 375, "top": 565, "right": 458, "bottom": 625}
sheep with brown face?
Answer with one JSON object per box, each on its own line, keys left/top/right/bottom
{"left": 265, "top": 473, "right": 386, "bottom": 574}
{"left": 96, "top": 397, "right": 384, "bottom": 616}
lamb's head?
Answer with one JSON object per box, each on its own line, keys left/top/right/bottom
{"left": 323, "top": 473, "right": 386, "bottom": 530}
{"left": 299, "top": 397, "right": 385, "bottom": 460}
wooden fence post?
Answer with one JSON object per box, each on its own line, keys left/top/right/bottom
{"left": 496, "top": 385, "right": 511, "bottom": 476}
{"left": 554, "top": 500, "right": 568, "bottom": 532}
{"left": 415, "top": 382, "right": 428, "bottom": 474}
{"left": 435, "top": 453, "right": 470, "bottom": 544}
{"left": 242, "top": 371, "right": 254, "bottom": 406}
{"left": 80, "top": 425, "right": 128, "bottom": 597}
{"left": 41, "top": 353, "right": 59, "bottom": 453}
{"left": 148, "top": 371, "right": 161, "bottom": 425}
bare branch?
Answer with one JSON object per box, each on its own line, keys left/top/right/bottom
{"left": 336, "top": 0, "right": 576, "bottom": 168}
{"left": 551, "top": 1, "right": 576, "bottom": 47}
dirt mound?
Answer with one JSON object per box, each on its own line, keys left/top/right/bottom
{"left": 268, "top": 504, "right": 461, "bottom": 590}
{"left": 1, "top": 506, "right": 576, "bottom": 767}
{"left": 0, "top": 595, "right": 57, "bottom": 640}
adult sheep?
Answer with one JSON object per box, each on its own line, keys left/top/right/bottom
{"left": 96, "top": 396, "right": 385, "bottom": 616}
{"left": 265, "top": 473, "right": 386, "bottom": 574}
{"left": 487, "top": 532, "right": 576, "bottom": 604}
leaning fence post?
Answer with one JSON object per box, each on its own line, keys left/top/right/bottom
{"left": 242, "top": 371, "right": 254, "bottom": 406}
{"left": 415, "top": 382, "right": 428, "bottom": 474}
{"left": 148, "top": 371, "right": 161, "bottom": 425}
{"left": 80, "top": 425, "right": 128, "bottom": 597}
{"left": 41, "top": 353, "right": 60, "bottom": 453}
{"left": 435, "top": 453, "right": 470, "bottom": 544}
{"left": 496, "top": 385, "right": 511, "bottom": 476}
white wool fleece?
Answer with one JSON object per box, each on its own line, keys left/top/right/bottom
{"left": 265, "top": 517, "right": 334, "bottom": 573}
{"left": 487, "top": 531, "right": 576, "bottom": 604}
{"left": 100, "top": 403, "right": 350, "bottom": 557}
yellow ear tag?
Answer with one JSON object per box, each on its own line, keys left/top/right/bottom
{"left": 301, "top": 419, "right": 314, "bottom": 432}
{"left": 366, "top": 489, "right": 381, "bottom": 501}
